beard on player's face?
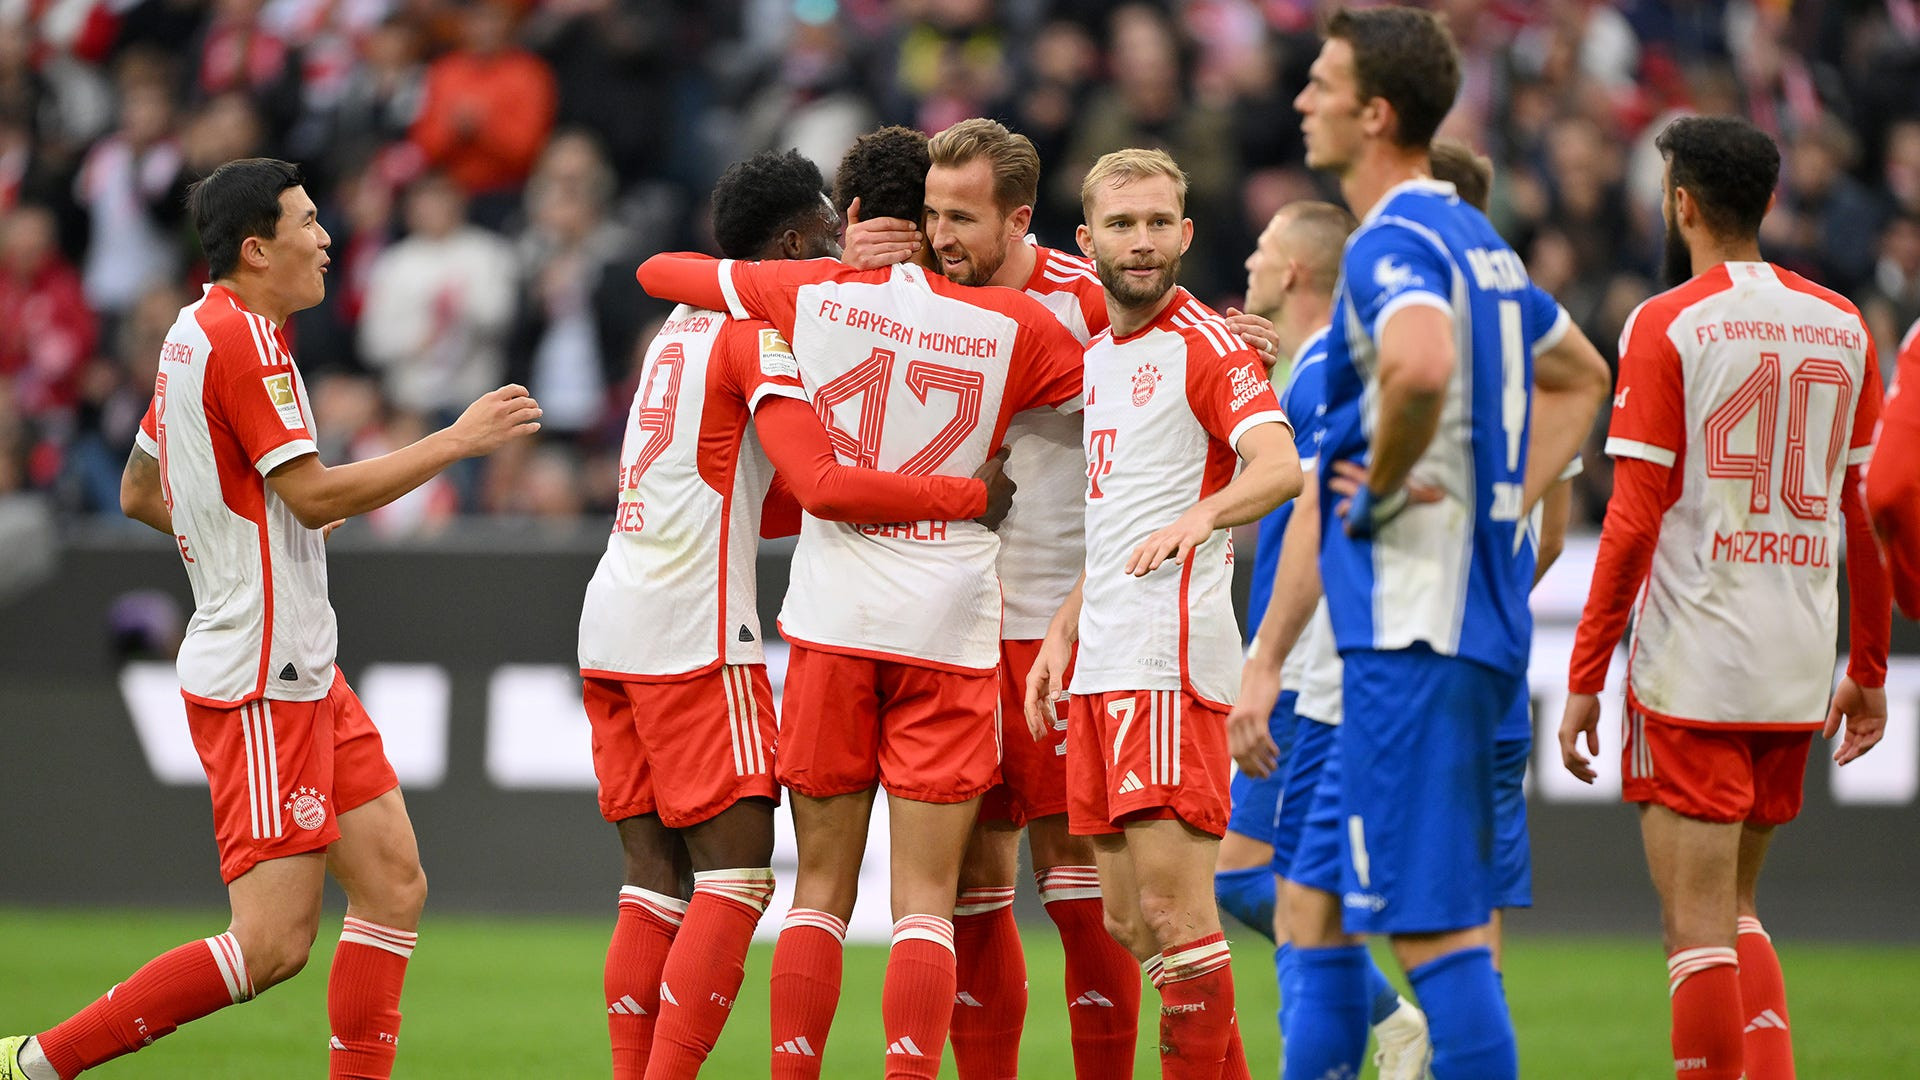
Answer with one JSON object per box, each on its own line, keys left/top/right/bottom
{"left": 1661, "top": 207, "right": 1694, "bottom": 289}
{"left": 936, "top": 236, "right": 1007, "bottom": 287}
{"left": 1095, "top": 249, "right": 1180, "bottom": 309}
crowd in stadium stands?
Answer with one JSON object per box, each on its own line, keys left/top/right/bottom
{"left": 3, "top": 0, "right": 1918, "bottom": 531}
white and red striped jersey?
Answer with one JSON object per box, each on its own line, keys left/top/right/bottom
{"left": 578, "top": 306, "right": 805, "bottom": 680}
{"left": 1601, "top": 261, "right": 1882, "bottom": 727}
{"left": 636, "top": 254, "right": 1085, "bottom": 672}
{"left": 1072, "top": 289, "right": 1291, "bottom": 705}
{"left": 135, "top": 284, "right": 334, "bottom": 706}
{"left": 1000, "top": 243, "right": 1108, "bottom": 639}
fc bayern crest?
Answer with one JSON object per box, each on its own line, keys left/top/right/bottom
{"left": 1131, "top": 362, "right": 1162, "bottom": 406}
{"left": 286, "top": 787, "right": 329, "bottom": 831}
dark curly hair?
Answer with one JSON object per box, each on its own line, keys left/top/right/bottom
{"left": 832, "top": 125, "right": 930, "bottom": 224}
{"left": 1327, "top": 6, "right": 1460, "bottom": 151}
{"left": 1655, "top": 116, "right": 1780, "bottom": 238}
{"left": 711, "top": 149, "right": 830, "bottom": 260}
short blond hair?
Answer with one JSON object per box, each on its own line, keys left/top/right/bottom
{"left": 929, "top": 118, "right": 1041, "bottom": 214}
{"left": 1080, "top": 148, "right": 1188, "bottom": 219}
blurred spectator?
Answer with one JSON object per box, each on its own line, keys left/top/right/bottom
{"left": 304, "top": 15, "right": 426, "bottom": 183}
{"left": 523, "top": 0, "right": 677, "bottom": 190}
{"left": 1763, "top": 113, "right": 1886, "bottom": 297}
{"left": 880, "top": 0, "right": 1013, "bottom": 134}
{"left": 734, "top": 17, "right": 876, "bottom": 180}
{"left": 290, "top": 160, "right": 394, "bottom": 376}
{"left": 1865, "top": 213, "right": 1920, "bottom": 364}
{"left": 0, "top": 202, "right": 94, "bottom": 423}
{"left": 409, "top": 0, "right": 556, "bottom": 224}
{"left": 72, "top": 56, "right": 186, "bottom": 320}
{"left": 358, "top": 172, "right": 516, "bottom": 422}
{"left": 57, "top": 280, "right": 183, "bottom": 512}
{"left": 309, "top": 372, "right": 457, "bottom": 537}
{"left": 181, "top": 93, "right": 268, "bottom": 181}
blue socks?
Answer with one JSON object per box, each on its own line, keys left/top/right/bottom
{"left": 1366, "top": 955, "right": 1400, "bottom": 1024}
{"left": 1281, "top": 944, "right": 1371, "bottom": 1079}
{"left": 1408, "top": 946, "right": 1516, "bottom": 1080}
{"left": 1213, "top": 866, "right": 1277, "bottom": 941}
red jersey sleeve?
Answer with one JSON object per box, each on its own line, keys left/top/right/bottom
{"left": 1841, "top": 463, "right": 1891, "bottom": 685}
{"left": 720, "top": 319, "right": 807, "bottom": 412}
{"left": 636, "top": 253, "right": 850, "bottom": 340}
{"left": 1604, "top": 300, "right": 1687, "bottom": 467}
{"left": 752, "top": 396, "right": 986, "bottom": 522}
{"left": 206, "top": 318, "right": 317, "bottom": 475}
{"left": 1866, "top": 322, "right": 1920, "bottom": 618}
{"left": 1004, "top": 310, "right": 1085, "bottom": 415}
{"left": 1185, "top": 336, "right": 1291, "bottom": 452}
{"left": 1568, "top": 456, "right": 1681, "bottom": 693}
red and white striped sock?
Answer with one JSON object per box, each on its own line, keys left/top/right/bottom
{"left": 770, "top": 908, "right": 847, "bottom": 1080}
{"left": 1156, "top": 933, "right": 1236, "bottom": 1080}
{"left": 1736, "top": 917, "right": 1795, "bottom": 1079}
{"left": 328, "top": 917, "right": 417, "bottom": 1080}
{"left": 608, "top": 887, "right": 686, "bottom": 1080}
{"left": 1668, "top": 945, "right": 1744, "bottom": 1080}
{"left": 949, "top": 885, "right": 1024, "bottom": 1080}
{"left": 36, "top": 931, "right": 254, "bottom": 1077}
{"left": 1038, "top": 866, "right": 1141, "bottom": 1080}
{"left": 643, "top": 868, "right": 776, "bottom": 1080}
{"left": 883, "top": 914, "right": 958, "bottom": 1080}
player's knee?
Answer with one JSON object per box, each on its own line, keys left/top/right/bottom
{"left": 1100, "top": 905, "right": 1155, "bottom": 961}
{"left": 237, "top": 920, "right": 319, "bottom": 992}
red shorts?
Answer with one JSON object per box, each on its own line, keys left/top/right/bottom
{"left": 979, "top": 639, "right": 1071, "bottom": 826}
{"left": 582, "top": 667, "right": 778, "bottom": 828}
{"left": 1067, "top": 688, "right": 1231, "bottom": 838}
{"left": 185, "top": 670, "right": 399, "bottom": 884}
{"left": 776, "top": 644, "right": 999, "bottom": 803}
{"left": 1622, "top": 703, "right": 1813, "bottom": 826}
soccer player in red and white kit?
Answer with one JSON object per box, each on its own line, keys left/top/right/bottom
{"left": 1027, "top": 148, "right": 1303, "bottom": 1080}
{"left": 0, "top": 159, "right": 541, "bottom": 1080}
{"left": 579, "top": 149, "right": 1010, "bottom": 1080}
{"left": 1866, "top": 317, "right": 1920, "bottom": 616}
{"left": 638, "top": 126, "right": 1087, "bottom": 1080}
{"left": 1558, "top": 117, "right": 1892, "bottom": 1080}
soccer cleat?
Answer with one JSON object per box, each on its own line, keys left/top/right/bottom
{"left": 1371, "top": 998, "right": 1432, "bottom": 1080}
{"left": 0, "top": 1036, "right": 27, "bottom": 1080}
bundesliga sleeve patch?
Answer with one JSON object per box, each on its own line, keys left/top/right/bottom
{"left": 262, "top": 373, "right": 304, "bottom": 430}
{"left": 758, "top": 329, "right": 799, "bottom": 379}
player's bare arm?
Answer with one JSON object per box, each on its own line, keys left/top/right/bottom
{"left": 1524, "top": 323, "right": 1610, "bottom": 512}
{"left": 1229, "top": 468, "right": 1322, "bottom": 778}
{"left": 1126, "top": 422, "right": 1302, "bottom": 576}
{"left": 267, "top": 384, "right": 540, "bottom": 529}
{"left": 1534, "top": 479, "right": 1574, "bottom": 587}
{"left": 1024, "top": 572, "right": 1083, "bottom": 740}
{"left": 839, "top": 197, "right": 922, "bottom": 271}
{"left": 1823, "top": 677, "right": 1888, "bottom": 765}
{"left": 119, "top": 445, "right": 171, "bottom": 535}
{"left": 1344, "top": 304, "right": 1453, "bottom": 538}
{"left": 1558, "top": 693, "right": 1603, "bottom": 784}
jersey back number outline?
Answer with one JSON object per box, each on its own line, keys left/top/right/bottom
{"left": 814, "top": 347, "right": 986, "bottom": 476}
{"left": 628, "top": 344, "right": 687, "bottom": 489}
{"left": 1703, "top": 351, "right": 1853, "bottom": 521}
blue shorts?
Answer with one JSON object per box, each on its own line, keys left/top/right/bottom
{"left": 1492, "top": 729, "right": 1532, "bottom": 910}
{"left": 1272, "top": 714, "right": 1336, "bottom": 877}
{"left": 1225, "top": 690, "right": 1300, "bottom": 842}
{"left": 1337, "top": 645, "right": 1520, "bottom": 936}
{"left": 1283, "top": 724, "right": 1345, "bottom": 896}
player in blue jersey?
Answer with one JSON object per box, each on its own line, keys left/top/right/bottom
{"left": 1293, "top": 9, "right": 1610, "bottom": 1078}
{"left": 1222, "top": 200, "right": 1432, "bottom": 1080}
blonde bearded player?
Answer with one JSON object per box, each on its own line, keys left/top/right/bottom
{"left": 841, "top": 118, "right": 1285, "bottom": 1080}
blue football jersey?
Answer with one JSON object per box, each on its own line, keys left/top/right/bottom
{"left": 1318, "top": 179, "right": 1566, "bottom": 676}
{"left": 1246, "top": 326, "right": 1330, "bottom": 638}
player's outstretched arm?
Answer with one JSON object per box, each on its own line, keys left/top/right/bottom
{"left": 266, "top": 384, "right": 540, "bottom": 529}
{"left": 1125, "top": 422, "right": 1302, "bottom": 576}
{"left": 1229, "top": 469, "right": 1323, "bottom": 778}
{"left": 1025, "top": 574, "right": 1083, "bottom": 741}
{"left": 635, "top": 253, "right": 730, "bottom": 313}
{"left": 1525, "top": 322, "right": 1611, "bottom": 512}
{"left": 752, "top": 396, "right": 995, "bottom": 525}
{"left": 119, "top": 446, "right": 172, "bottom": 536}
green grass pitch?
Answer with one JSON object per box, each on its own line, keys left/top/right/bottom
{"left": 3, "top": 909, "right": 1917, "bottom": 1077}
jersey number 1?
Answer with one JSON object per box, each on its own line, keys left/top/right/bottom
{"left": 1703, "top": 352, "right": 1854, "bottom": 520}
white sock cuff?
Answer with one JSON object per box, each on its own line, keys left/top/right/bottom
{"left": 620, "top": 885, "right": 689, "bottom": 927}
{"left": 1666, "top": 945, "right": 1738, "bottom": 997}
{"left": 891, "top": 914, "right": 956, "bottom": 955}
{"left": 204, "top": 931, "right": 254, "bottom": 1003}
{"left": 339, "top": 916, "right": 418, "bottom": 960}
{"left": 779, "top": 907, "right": 849, "bottom": 942}
{"left": 692, "top": 867, "right": 777, "bottom": 915}
{"left": 1161, "top": 937, "right": 1231, "bottom": 982}
{"left": 954, "top": 886, "right": 1017, "bottom": 917}
{"left": 1736, "top": 916, "right": 1771, "bottom": 942}
{"left": 1035, "top": 865, "right": 1102, "bottom": 904}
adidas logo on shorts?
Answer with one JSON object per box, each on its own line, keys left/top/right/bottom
{"left": 1118, "top": 771, "right": 1145, "bottom": 794}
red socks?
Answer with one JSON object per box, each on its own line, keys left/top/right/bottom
{"left": 883, "top": 915, "right": 958, "bottom": 1080}
{"left": 949, "top": 886, "right": 1024, "bottom": 1080}
{"left": 327, "top": 917, "right": 417, "bottom": 1079}
{"left": 1737, "top": 917, "right": 1795, "bottom": 1079}
{"left": 644, "top": 869, "right": 775, "bottom": 1080}
{"left": 1668, "top": 946, "right": 1744, "bottom": 1080}
{"left": 1037, "top": 866, "right": 1141, "bottom": 1080}
{"left": 37, "top": 931, "right": 254, "bottom": 1076}
{"left": 770, "top": 908, "right": 847, "bottom": 1080}
{"left": 607, "top": 887, "right": 686, "bottom": 1080}
{"left": 1155, "top": 933, "right": 1237, "bottom": 1080}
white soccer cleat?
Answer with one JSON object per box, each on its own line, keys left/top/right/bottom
{"left": 1371, "top": 997, "right": 1432, "bottom": 1080}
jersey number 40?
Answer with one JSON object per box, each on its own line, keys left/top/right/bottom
{"left": 1704, "top": 351, "right": 1854, "bottom": 520}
